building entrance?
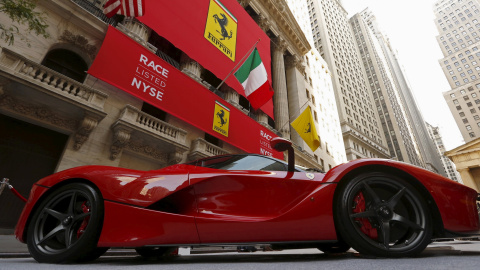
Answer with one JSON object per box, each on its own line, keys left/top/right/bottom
{"left": 0, "top": 114, "right": 68, "bottom": 232}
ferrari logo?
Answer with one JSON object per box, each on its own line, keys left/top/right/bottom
{"left": 204, "top": 0, "right": 237, "bottom": 61}
{"left": 213, "top": 101, "right": 230, "bottom": 137}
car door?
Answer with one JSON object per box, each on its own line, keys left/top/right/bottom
{"left": 189, "top": 155, "right": 330, "bottom": 244}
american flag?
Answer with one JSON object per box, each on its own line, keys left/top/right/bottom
{"left": 104, "top": 0, "right": 145, "bottom": 18}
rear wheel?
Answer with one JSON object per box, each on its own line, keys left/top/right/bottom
{"left": 27, "top": 183, "right": 104, "bottom": 263}
{"left": 334, "top": 173, "right": 432, "bottom": 257}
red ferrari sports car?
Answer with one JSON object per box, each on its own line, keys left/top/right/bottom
{"left": 13, "top": 137, "right": 480, "bottom": 263}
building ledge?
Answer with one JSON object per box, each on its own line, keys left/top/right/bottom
{"left": 188, "top": 138, "right": 229, "bottom": 161}
{"left": 111, "top": 105, "right": 189, "bottom": 164}
{"left": 0, "top": 47, "right": 108, "bottom": 150}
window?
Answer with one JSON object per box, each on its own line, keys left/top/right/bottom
{"left": 195, "top": 155, "right": 291, "bottom": 171}
{"left": 141, "top": 102, "right": 167, "bottom": 121}
{"left": 205, "top": 133, "right": 221, "bottom": 147}
{"left": 41, "top": 49, "right": 88, "bottom": 82}
{"left": 467, "top": 125, "right": 472, "bottom": 130}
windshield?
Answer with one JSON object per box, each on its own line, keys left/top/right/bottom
{"left": 190, "top": 155, "right": 303, "bottom": 172}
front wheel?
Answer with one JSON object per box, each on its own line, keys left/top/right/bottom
{"left": 27, "top": 183, "right": 104, "bottom": 263}
{"left": 334, "top": 173, "right": 432, "bottom": 257}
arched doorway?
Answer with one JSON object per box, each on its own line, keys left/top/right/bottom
{"left": 0, "top": 114, "right": 68, "bottom": 232}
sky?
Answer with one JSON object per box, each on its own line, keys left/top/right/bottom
{"left": 341, "top": 0, "right": 464, "bottom": 150}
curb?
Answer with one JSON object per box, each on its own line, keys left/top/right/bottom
{"left": 0, "top": 253, "right": 31, "bottom": 259}
{"left": 0, "top": 250, "right": 140, "bottom": 259}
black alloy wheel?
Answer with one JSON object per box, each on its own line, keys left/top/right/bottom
{"left": 335, "top": 173, "right": 432, "bottom": 257}
{"left": 27, "top": 183, "right": 105, "bottom": 263}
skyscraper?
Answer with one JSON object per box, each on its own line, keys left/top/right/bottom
{"left": 355, "top": 9, "right": 446, "bottom": 175}
{"left": 434, "top": 0, "right": 480, "bottom": 143}
{"left": 426, "top": 122, "right": 463, "bottom": 182}
{"left": 307, "top": 0, "right": 390, "bottom": 160}
{"left": 350, "top": 11, "right": 424, "bottom": 167}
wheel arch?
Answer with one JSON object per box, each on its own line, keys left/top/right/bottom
{"left": 332, "top": 164, "right": 445, "bottom": 239}
{"left": 22, "top": 178, "right": 103, "bottom": 242}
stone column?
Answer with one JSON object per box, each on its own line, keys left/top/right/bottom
{"left": 180, "top": 53, "right": 203, "bottom": 83}
{"left": 457, "top": 168, "right": 479, "bottom": 192}
{"left": 122, "top": 18, "right": 150, "bottom": 43}
{"left": 272, "top": 37, "right": 290, "bottom": 139}
{"left": 257, "top": 111, "right": 269, "bottom": 127}
{"left": 285, "top": 55, "right": 307, "bottom": 146}
{"left": 224, "top": 87, "right": 242, "bottom": 110}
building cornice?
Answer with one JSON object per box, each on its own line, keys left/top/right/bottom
{"left": 251, "top": 0, "right": 311, "bottom": 55}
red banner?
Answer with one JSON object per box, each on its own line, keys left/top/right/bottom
{"left": 88, "top": 26, "right": 281, "bottom": 159}
{"left": 137, "top": 0, "right": 273, "bottom": 119}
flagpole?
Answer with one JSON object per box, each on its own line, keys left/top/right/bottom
{"left": 216, "top": 39, "right": 261, "bottom": 90}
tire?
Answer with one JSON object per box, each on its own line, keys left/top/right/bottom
{"left": 334, "top": 173, "right": 432, "bottom": 257}
{"left": 27, "top": 183, "right": 104, "bottom": 263}
{"left": 135, "top": 247, "right": 169, "bottom": 258}
{"left": 78, "top": 247, "right": 109, "bottom": 262}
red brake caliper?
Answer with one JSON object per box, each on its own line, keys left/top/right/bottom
{"left": 353, "top": 192, "right": 378, "bottom": 240}
{"left": 77, "top": 202, "right": 90, "bottom": 238}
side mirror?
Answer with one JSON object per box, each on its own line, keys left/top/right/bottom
{"left": 270, "top": 137, "right": 295, "bottom": 172}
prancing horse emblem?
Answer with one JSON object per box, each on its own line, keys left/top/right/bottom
{"left": 217, "top": 109, "right": 228, "bottom": 127}
{"left": 305, "top": 123, "right": 311, "bottom": 133}
{"left": 213, "top": 13, "right": 233, "bottom": 40}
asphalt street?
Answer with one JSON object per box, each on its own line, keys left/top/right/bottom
{"left": 1, "top": 241, "right": 480, "bottom": 270}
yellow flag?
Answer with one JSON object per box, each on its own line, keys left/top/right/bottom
{"left": 291, "top": 106, "right": 320, "bottom": 152}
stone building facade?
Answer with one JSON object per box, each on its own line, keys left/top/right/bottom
{"left": 445, "top": 137, "right": 480, "bottom": 191}
{"left": 434, "top": 0, "right": 480, "bottom": 143}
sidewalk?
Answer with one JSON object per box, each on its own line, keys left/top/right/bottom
{"left": 0, "top": 234, "right": 30, "bottom": 258}
{"left": 0, "top": 234, "right": 199, "bottom": 258}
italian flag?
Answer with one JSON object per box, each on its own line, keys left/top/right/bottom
{"left": 234, "top": 48, "right": 274, "bottom": 110}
